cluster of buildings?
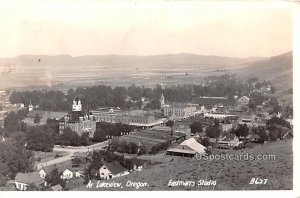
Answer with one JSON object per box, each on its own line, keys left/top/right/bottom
{"left": 13, "top": 152, "right": 142, "bottom": 191}
{"left": 91, "top": 108, "right": 166, "bottom": 129}
{"left": 58, "top": 99, "right": 96, "bottom": 137}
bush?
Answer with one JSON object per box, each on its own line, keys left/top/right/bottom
{"left": 54, "top": 154, "right": 61, "bottom": 158}
{"left": 37, "top": 156, "right": 42, "bottom": 162}
{"left": 269, "top": 130, "right": 279, "bottom": 141}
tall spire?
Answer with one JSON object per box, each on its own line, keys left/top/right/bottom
{"left": 29, "top": 99, "right": 34, "bottom": 111}
{"left": 160, "top": 93, "right": 165, "bottom": 107}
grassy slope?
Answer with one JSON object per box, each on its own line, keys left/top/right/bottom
{"left": 77, "top": 139, "right": 293, "bottom": 191}
{"left": 237, "top": 51, "right": 293, "bottom": 105}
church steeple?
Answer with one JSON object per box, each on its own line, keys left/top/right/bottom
{"left": 72, "top": 98, "right": 82, "bottom": 111}
{"left": 160, "top": 93, "right": 165, "bottom": 107}
{"left": 29, "top": 99, "right": 34, "bottom": 111}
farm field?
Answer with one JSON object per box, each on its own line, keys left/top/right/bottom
{"left": 77, "top": 138, "right": 293, "bottom": 191}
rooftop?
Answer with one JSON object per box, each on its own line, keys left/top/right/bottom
{"left": 102, "top": 161, "right": 127, "bottom": 175}
{"left": 15, "top": 172, "right": 43, "bottom": 184}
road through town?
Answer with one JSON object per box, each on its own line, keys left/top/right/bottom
{"left": 36, "top": 141, "right": 109, "bottom": 169}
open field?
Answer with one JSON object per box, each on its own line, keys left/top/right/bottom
{"left": 77, "top": 138, "right": 293, "bottom": 191}
{"left": 0, "top": 65, "right": 230, "bottom": 91}
{"left": 33, "top": 151, "right": 69, "bottom": 163}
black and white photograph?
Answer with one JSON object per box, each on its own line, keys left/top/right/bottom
{"left": 0, "top": 0, "right": 298, "bottom": 196}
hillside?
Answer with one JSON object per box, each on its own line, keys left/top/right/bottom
{"left": 0, "top": 54, "right": 264, "bottom": 69}
{"left": 236, "top": 51, "right": 293, "bottom": 105}
{"left": 77, "top": 139, "right": 293, "bottom": 191}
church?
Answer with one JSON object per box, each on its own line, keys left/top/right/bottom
{"left": 58, "top": 98, "right": 96, "bottom": 138}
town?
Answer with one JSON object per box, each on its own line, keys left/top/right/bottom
{"left": 0, "top": 74, "right": 293, "bottom": 191}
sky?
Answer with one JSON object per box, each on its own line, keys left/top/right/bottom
{"left": 0, "top": 0, "right": 294, "bottom": 58}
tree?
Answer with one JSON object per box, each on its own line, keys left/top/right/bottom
{"left": 45, "top": 168, "right": 66, "bottom": 188}
{"left": 109, "top": 138, "right": 120, "bottom": 151}
{"left": 145, "top": 99, "right": 161, "bottom": 110}
{"left": 166, "top": 120, "right": 174, "bottom": 136}
{"left": 26, "top": 127, "right": 54, "bottom": 152}
{"left": 137, "top": 145, "right": 146, "bottom": 155}
{"left": 234, "top": 124, "right": 249, "bottom": 137}
{"left": 200, "top": 137, "right": 210, "bottom": 147}
{"left": 256, "top": 127, "right": 269, "bottom": 143}
{"left": 57, "top": 128, "right": 80, "bottom": 146}
{"left": 127, "top": 142, "right": 138, "bottom": 154}
{"left": 4, "top": 112, "right": 21, "bottom": 132}
{"left": 27, "top": 183, "right": 41, "bottom": 191}
{"left": 0, "top": 162, "right": 9, "bottom": 186}
{"left": 118, "top": 140, "right": 129, "bottom": 153}
{"left": 205, "top": 120, "right": 221, "bottom": 139}
{"left": 34, "top": 114, "right": 40, "bottom": 123}
{"left": 190, "top": 121, "right": 203, "bottom": 134}
{"left": 269, "top": 129, "right": 279, "bottom": 141}
{"left": 0, "top": 141, "right": 34, "bottom": 180}
{"left": 7, "top": 131, "right": 26, "bottom": 147}
{"left": 80, "top": 132, "right": 89, "bottom": 146}
{"left": 166, "top": 120, "right": 174, "bottom": 128}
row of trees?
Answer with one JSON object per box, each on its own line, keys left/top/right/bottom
{"left": 231, "top": 124, "right": 250, "bottom": 138}
{"left": 93, "top": 122, "right": 134, "bottom": 142}
{"left": 109, "top": 138, "right": 146, "bottom": 155}
{"left": 9, "top": 76, "right": 253, "bottom": 112}
{"left": 55, "top": 128, "right": 89, "bottom": 146}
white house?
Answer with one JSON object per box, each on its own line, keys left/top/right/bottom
{"left": 14, "top": 172, "right": 44, "bottom": 191}
{"left": 217, "top": 133, "right": 242, "bottom": 148}
{"left": 61, "top": 168, "right": 74, "bottom": 180}
{"left": 75, "top": 170, "right": 84, "bottom": 178}
{"left": 99, "top": 161, "right": 129, "bottom": 180}
{"left": 237, "top": 96, "right": 250, "bottom": 107}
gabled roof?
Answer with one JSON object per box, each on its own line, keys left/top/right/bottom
{"left": 220, "top": 133, "right": 238, "bottom": 141}
{"left": 15, "top": 172, "right": 43, "bottom": 184}
{"left": 179, "top": 138, "right": 206, "bottom": 153}
{"left": 39, "top": 165, "right": 64, "bottom": 175}
{"left": 238, "top": 96, "right": 250, "bottom": 102}
{"left": 102, "top": 161, "right": 127, "bottom": 175}
{"left": 51, "top": 184, "right": 63, "bottom": 191}
{"left": 192, "top": 97, "right": 236, "bottom": 107}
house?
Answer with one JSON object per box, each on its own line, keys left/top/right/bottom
{"left": 75, "top": 170, "right": 85, "bottom": 178}
{"left": 192, "top": 96, "right": 236, "bottom": 109}
{"left": 61, "top": 168, "right": 74, "bottom": 180}
{"left": 71, "top": 152, "right": 91, "bottom": 163}
{"left": 50, "top": 184, "right": 63, "bottom": 191}
{"left": 38, "top": 166, "right": 56, "bottom": 179}
{"left": 237, "top": 96, "right": 250, "bottom": 107}
{"left": 99, "top": 161, "right": 129, "bottom": 180}
{"left": 38, "top": 165, "right": 65, "bottom": 179}
{"left": 217, "top": 133, "right": 242, "bottom": 149}
{"left": 166, "top": 137, "right": 206, "bottom": 157}
{"left": 248, "top": 134, "right": 260, "bottom": 142}
{"left": 14, "top": 172, "right": 44, "bottom": 191}
{"left": 220, "top": 123, "right": 233, "bottom": 133}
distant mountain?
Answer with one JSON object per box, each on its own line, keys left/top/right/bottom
{"left": 236, "top": 51, "right": 293, "bottom": 105}
{"left": 0, "top": 54, "right": 264, "bottom": 69}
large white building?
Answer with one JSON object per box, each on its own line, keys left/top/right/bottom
{"left": 163, "top": 104, "right": 196, "bottom": 119}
